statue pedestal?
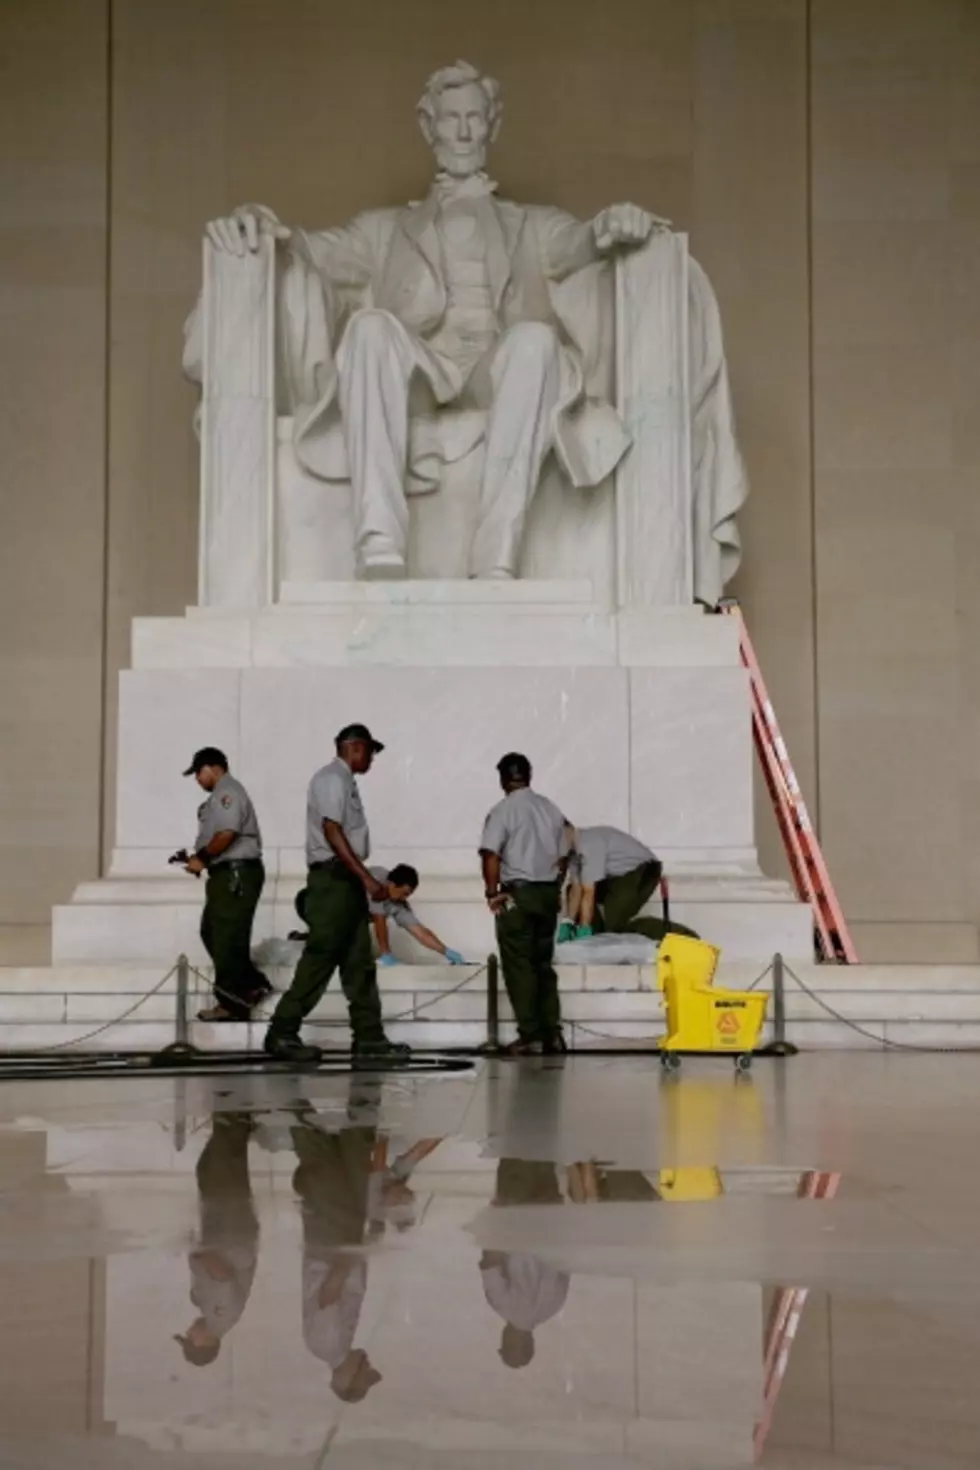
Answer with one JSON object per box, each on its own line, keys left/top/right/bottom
{"left": 52, "top": 584, "right": 812, "bottom": 969}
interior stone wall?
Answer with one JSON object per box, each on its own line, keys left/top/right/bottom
{"left": 0, "top": 0, "right": 975, "bottom": 960}
{"left": 811, "top": 0, "right": 980, "bottom": 960}
{"left": 0, "top": 0, "right": 109, "bottom": 943}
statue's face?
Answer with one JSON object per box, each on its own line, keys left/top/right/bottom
{"left": 428, "top": 81, "right": 493, "bottom": 177}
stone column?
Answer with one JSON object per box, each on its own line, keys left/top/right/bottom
{"left": 198, "top": 235, "right": 276, "bottom": 607}
{"left": 614, "top": 231, "right": 692, "bottom": 607}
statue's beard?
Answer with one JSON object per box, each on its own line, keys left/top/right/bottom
{"left": 432, "top": 141, "right": 488, "bottom": 178}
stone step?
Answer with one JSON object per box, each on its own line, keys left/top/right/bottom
{"left": 1, "top": 1014, "right": 979, "bottom": 1055}
{"left": 277, "top": 578, "right": 597, "bottom": 606}
{"left": 65, "top": 871, "right": 799, "bottom": 905}
{"left": 52, "top": 883, "right": 815, "bottom": 965}
{"left": 1, "top": 961, "right": 980, "bottom": 1053}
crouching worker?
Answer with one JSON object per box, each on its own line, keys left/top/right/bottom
{"left": 294, "top": 866, "right": 467, "bottom": 967}
{"left": 560, "top": 825, "right": 699, "bottom": 943}
{"left": 367, "top": 864, "right": 466, "bottom": 967}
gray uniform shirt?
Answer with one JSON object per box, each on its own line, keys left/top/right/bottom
{"left": 367, "top": 866, "right": 420, "bottom": 930}
{"left": 194, "top": 773, "right": 262, "bottom": 864}
{"left": 189, "top": 1242, "right": 258, "bottom": 1338}
{"left": 481, "top": 1254, "right": 570, "bottom": 1330}
{"left": 302, "top": 1255, "right": 368, "bottom": 1367}
{"left": 574, "top": 826, "right": 655, "bottom": 886}
{"left": 480, "top": 788, "right": 568, "bottom": 885}
{"left": 306, "top": 757, "right": 370, "bottom": 865}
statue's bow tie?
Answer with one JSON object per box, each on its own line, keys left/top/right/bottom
{"left": 432, "top": 171, "right": 499, "bottom": 203}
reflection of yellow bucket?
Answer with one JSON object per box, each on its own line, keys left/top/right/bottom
{"left": 658, "top": 1166, "right": 723, "bottom": 1201}
{"left": 657, "top": 1074, "right": 765, "bottom": 1198}
{"left": 655, "top": 934, "right": 768, "bottom": 1059}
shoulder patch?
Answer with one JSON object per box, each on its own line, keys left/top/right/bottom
{"left": 220, "top": 793, "right": 233, "bottom": 809}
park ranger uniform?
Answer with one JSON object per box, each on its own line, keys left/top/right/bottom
{"left": 573, "top": 826, "right": 698, "bottom": 942}
{"left": 266, "top": 756, "right": 387, "bottom": 1052}
{"left": 367, "top": 866, "right": 420, "bottom": 932}
{"left": 480, "top": 787, "right": 568, "bottom": 1048}
{"left": 195, "top": 773, "right": 268, "bottom": 1018}
{"left": 575, "top": 826, "right": 662, "bottom": 936}
{"left": 184, "top": 1112, "right": 259, "bottom": 1352}
{"left": 292, "top": 1120, "right": 374, "bottom": 1376}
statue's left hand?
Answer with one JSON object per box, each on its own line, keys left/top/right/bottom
{"left": 592, "top": 203, "right": 670, "bottom": 252}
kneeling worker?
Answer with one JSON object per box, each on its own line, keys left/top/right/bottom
{"left": 480, "top": 752, "right": 570, "bottom": 1056}
{"left": 264, "top": 723, "right": 409, "bottom": 1064}
{"left": 182, "top": 747, "right": 271, "bottom": 1022}
{"left": 562, "top": 825, "right": 698, "bottom": 943}
{"left": 368, "top": 865, "right": 466, "bottom": 968}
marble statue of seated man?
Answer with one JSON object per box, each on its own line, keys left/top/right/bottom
{"left": 189, "top": 59, "right": 667, "bottom": 581}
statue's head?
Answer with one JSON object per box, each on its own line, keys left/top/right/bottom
{"left": 417, "top": 60, "right": 502, "bottom": 178}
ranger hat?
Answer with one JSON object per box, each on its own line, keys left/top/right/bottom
{"left": 183, "top": 746, "right": 229, "bottom": 776}
{"left": 335, "top": 723, "right": 385, "bottom": 753}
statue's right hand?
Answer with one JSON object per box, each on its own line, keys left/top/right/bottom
{"left": 205, "top": 206, "right": 290, "bottom": 256}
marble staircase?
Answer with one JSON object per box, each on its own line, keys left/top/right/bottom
{"left": 51, "top": 867, "right": 813, "bottom": 967}
{"left": 2, "top": 958, "right": 980, "bottom": 1055}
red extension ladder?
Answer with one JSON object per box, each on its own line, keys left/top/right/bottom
{"left": 719, "top": 601, "right": 858, "bottom": 964}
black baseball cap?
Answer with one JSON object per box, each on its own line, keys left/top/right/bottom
{"left": 497, "top": 751, "right": 532, "bottom": 783}
{"left": 335, "top": 723, "right": 385, "bottom": 753}
{"left": 183, "top": 746, "right": 229, "bottom": 776}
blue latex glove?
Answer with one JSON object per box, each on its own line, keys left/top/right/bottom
{"left": 557, "top": 920, "right": 576, "bottom": 944}
{"left": 444, "top": 948, "right": 466, "bottom": 965}
{"left": 575, "top": 924, "right": 594, "bottom": 939}
{"left": 378, "top": 952, "right": 398, "bottom": 967}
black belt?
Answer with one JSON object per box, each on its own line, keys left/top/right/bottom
{"left": 212, "top": 857, "right": 264, "bottom": 871}
{"left": 309, "top": 859, "right": 351, "bottom": 872}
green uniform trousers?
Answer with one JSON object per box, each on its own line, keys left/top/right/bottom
{"left": 595, "top": 859, "right": 699, "bottom": 943}
{"left": 268, "top": 865, "right": 384, "bottom": 1046}
{"left": 495, "top": 880, "right": 562, "bottom": 1043}
{"left": 290, "top": 1120, "right": 374, "bottom": 1256}
{"left": 200, "top": 861, "right": 267, "bottom": 1018}
{"left": 195, "top": 1111, "right": 260, "bottom": 1257}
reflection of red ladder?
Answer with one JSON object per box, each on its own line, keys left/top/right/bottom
{"left": 719, "top": 602, "right": 858, "bottom": 964}
{"left": 754, "top": 1170, "right": 842, "bottom": 1454}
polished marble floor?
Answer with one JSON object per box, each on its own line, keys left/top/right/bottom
{"left": 0, "top": 1053, "right": 977, "bottom": 1468}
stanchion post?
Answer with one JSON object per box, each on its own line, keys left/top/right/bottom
{"left": 486, "top": 953, "right": 500, "bottom": 1053}
{"left": 175, "top": 953, "right": 190, "bottom": 1048}
{"left": 765, "top": 951, "right": 798, "bottom": 1058}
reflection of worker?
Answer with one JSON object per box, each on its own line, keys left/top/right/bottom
{"left": 291, "top": 1115, "right": 382, "bottom": 1401}
{"left": 367, "top": 1136, "right": 443, "bottom": 1236}
{"left": 480, "top": 752, "right": 569, "bottom": 1055}
{"left": 175, "top": 1112, "right": 259, "bottom": 1366}
{"left": 561, "top": 824, "right": 698, "bottom": 943}
{"left": 481, "top": 1157, "right": 570, "bottom": 1368}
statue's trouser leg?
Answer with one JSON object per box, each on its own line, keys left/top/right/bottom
{"left": 470, "top": 322, "right": 562, "bottom": 578}
{"left": 337, "top": 309, "right": 417, "bottom": 568}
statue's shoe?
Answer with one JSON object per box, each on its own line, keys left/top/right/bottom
{"left": 360, "top": 549, "right": 407, "bottom": 580}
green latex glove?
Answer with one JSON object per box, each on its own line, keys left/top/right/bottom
{"left": 575, "top": 924, "right": 594, "bottom": 939}
{"left": 557, "top": 921, "right": 576, "bottom": 944}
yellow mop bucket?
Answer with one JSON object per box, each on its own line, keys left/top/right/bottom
{"left": 655, "top": 933, "right": 769, "bottom": 1071}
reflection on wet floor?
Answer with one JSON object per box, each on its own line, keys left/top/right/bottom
{"left": 0, "top": 1054, "right": 978, "bottom": 1467}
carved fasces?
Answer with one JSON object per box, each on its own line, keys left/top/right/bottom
{"left": 614, "top": 232, "right": 692, "bottom": 607}
{"left": 198, "top": 235, "right": 277, "bottom": 607}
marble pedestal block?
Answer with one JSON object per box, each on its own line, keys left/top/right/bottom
{"left": 53, "top": 589, "right": 812, "bottom": 965}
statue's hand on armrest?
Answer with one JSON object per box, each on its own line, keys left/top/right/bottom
{"left": 205, "top": 204, "right": 291, "bottom": 256}
{"left": 592, "top": 203, "right": 671, "bottom": 253}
